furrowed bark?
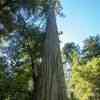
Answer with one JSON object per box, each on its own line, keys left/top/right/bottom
{"left": 35, "top": 3, "right": 68, "bottom": 100}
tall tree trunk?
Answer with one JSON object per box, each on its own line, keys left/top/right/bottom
{"left": 35, "top": 1, "right": 68, "bottom": 100}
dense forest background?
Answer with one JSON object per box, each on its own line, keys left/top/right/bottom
{"left": 0, "top": 0, "right": 100, "bottom": 100}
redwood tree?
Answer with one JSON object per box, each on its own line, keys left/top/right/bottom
{"left": 35, "top": 0, "right": 68, "bottom": 100}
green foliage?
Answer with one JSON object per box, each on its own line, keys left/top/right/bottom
{"left": 0, "top": 55, "right": 33, "bottom": 100}
{"left": 0, "top": 0, "right": 61, "bottom": 34}
{"left": 63, "top": 35, "right": 100, "bottom": 100}
{"left": 0, "top": 1, "right": 43, "bottom": 99}
{"left": 71, "top": 58, "right": 100, "bottom": 100}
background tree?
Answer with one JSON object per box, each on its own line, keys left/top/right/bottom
{"left": 82, "top": 35, "right": 100, "bottom": 60}
{"left": 63, "top": 42, "right": 79, "bottom": 64}
{"left": 71, "top": 58, "right": 100, "bottom": 100}
{"left": 63, "top": 34, "right": 100, "bottom": 100}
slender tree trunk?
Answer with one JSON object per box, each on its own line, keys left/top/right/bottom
{"left": 35, "top": 2, "right": 68, "bottom": 100}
